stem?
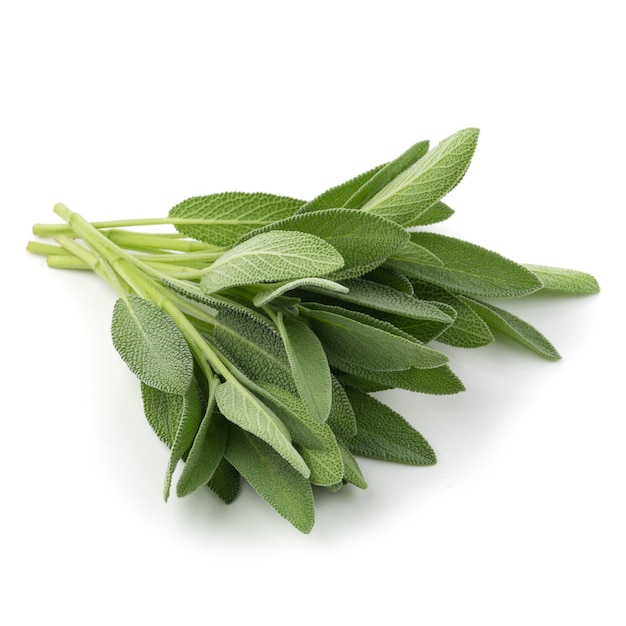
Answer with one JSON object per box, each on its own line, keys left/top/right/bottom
{"left": 105, "top": 229, "right": 221, "bottom": 253}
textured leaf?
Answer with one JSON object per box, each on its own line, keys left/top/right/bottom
{"left": 201, "top": 230, "right": 344, "bottom": 293}
{"left": 363, "top": 266, "right": 414, "bottom": 295}
{"left": 411, "top": 201, "right": 455, "bottom": 226}
{"left": 405, "top": 232, "right": 543, "bottom": 298}
{"left": 207, "top": 458, "right": 241, "bottom": 504}
{"left": 461, "top": 297, "right": 561, "bottom": 360}
{"left": 111, "top": 296, "right": 193, "bottom": 395}
{"left": 327, "top": 376, "right": 358, "bottom": 439}
{"left": 169, "top": 192, "right": 303, "bottom": 246}
{"left": 298, "top": 164, "right": 386, "bottom": 213}
{"left": 385, "top": 240, "right": 444, "bottom": 270}
{"left": 303, "top": 302, "right": 449, "bottom": 371}
{"left": 140, "top": 383, "right": 185, "bottom": 447}
{"left": 523, "top": 264, "right": 600, "bottom": 294}
{"left": 361, "top": 128, "right": 480, "bottom": 226}
{"left": 293, "top": 421, "right": 344, "bottom": 487}
{"left": 164, "top": 382, "right": 203, "bottom": 501}
{"left": 410, "top": 278, "right": 494, "bottom": 348}
{"left": 307, "top": 278, "right": 453, "bottom": 324}
{"left": 224, "top": 428, "right": 315, "bottom": 533}
{"left": 343, "top": 387, "right": 436, "bottom": 465}
{"left": 343, "top": 140, "right": 430, "bottom": 208}
{"left": 252, "top": 277, "right": 348, "bottom": 307}
{"left": 336, "top": 364, "right": 465, "bottom": 395}
{"left": 176, "top": 388, "right": 229, "bottom": 498}
{"left": 215, "top": 380, "right": 310, "bottom": 477}
{"left": 276, "top": 313, "right": 332, "bottom": 422}
{"left": 237, "top": 208, "right": 409, "bottom": 279}
{"left": 337, "top": 441, "right": 367, "bottom": 489}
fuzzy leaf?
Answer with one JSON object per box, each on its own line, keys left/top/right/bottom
{"left": 276, "top": 313, "right": 332, "bottom": 422}
{"left": 461, "top": 297, "right": 561, "bottom": 360}
{"left": 111, "top": 296, "right": 194, "bottom": 395}
{"left": 411, "top": 201, "right": 455, "bottom": 225}
{"left": 385, "top": 240, "right": 444, "bottom": 269}
{"left": 410, "top": 279, "right": 494, "bottom": 348}
{"left": 201, "top": 230, "right": 344, "bottom": 293}
{"left": 364, "top": 266, "right": 414, "bottom": 295}
{"left": 164, "top": 382, "right": 203, "bottom": 501}
{"left": 405, "top": 232, "right": 543, "bottom": 298}
{"left": 252, "top": 277, "right": 348, "bottom": 307}
{"left": 298, "top": 164, "right": 386, "bottom": 213}
{"left": 303, "top": 302, "right": 449, "bottom": 371}
{"left": 343, "top": 387, "right": 436, "bottom": 465}
{"left": 207, "top": 458, "right": 241, "bottom": 504}
{"left": 361, "top": 128, "right": 480, "bottom": 227}
{"left": 176, "top": 388, "right": 229, "bottom": 498}
{"left": 523, "top": 264, "right": 600, "bottom": 294}
{"left": 237, "top": 208, "right": 409, "bottom": 279}
{"left": 224, "top": 428, "right": 315, "bottom": 533}
{"left": 215, "top": 380, "right": 310, "bottom": 478}
{"left": 343, "top": 140, "right": 430, "bottom": 208}
{"left": 169, "top": 192, "right": 303, "bottom": 247}
{"left": 140, "top": 383, "right": 185, "bottom": 447}
{"left": 337, "top": 441, "right": 368, "bottom": 489}
{"left": 327, "top": 376, "right": 358, "bottom": 439}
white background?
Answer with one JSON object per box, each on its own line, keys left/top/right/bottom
{"left": 1, "top": 1, "right": 623, "bottom": 624}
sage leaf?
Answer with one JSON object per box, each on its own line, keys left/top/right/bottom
{"left": 207, "top": 458, "right": 241, "bottom": 504}
{"left": 215, "top": 380, "right": 310, "bottom": 478}
{"left": 523, "top": 264, "right": 600, "bottom": 294}
{"left": 176, "top": 387, "right": 229, "bottom": 498}
{"left": 303, "top": 302, "right": 449, "bottom": 371}
{"left": 140, "top": 383, "right": 185, "bottom": 447}
{"left": 361, "top": 128, "right": 480, "bottom": 227}
{"left": 252, "top": 277, "right": 348, "bottom": 307}
{"left": 406, "top": 232, "right": 543, "bottom": 298}
{"left": 364, "top": 266, "right": 414, "bottom": 295}
{"left": 327, "top": 376, "right": 358, "bottom": 439}
{"left": 276, "top": 312, "right": 332, "bottom": 423}
{"left": 337, "top": 441, "right": 367, "bottom": 489}
{"left": 343, "top": 140, "right": 430, "bottom": 208}
{"left": 298, "top": 164, "right": 386, "bottom": 214}
{"left": 336, "top": 364, "right": 465, "bottom": 395}
{"left": 164, "top": 381, "right": 203, "bottom": 501}
{"left": 224, "top": 428, "right": 315, "bottom": 533}
{"left": 238, "top": 208, "right": 409, "bottom": 279}
{"left": 169, "top": 192, "right": 303, "bottom": 247}
{"left": 410, "top": 278, "right": 494, "bottom": 348}
{"left": 461, "top": 297, "right": 561, "bottom": 360}
{"left": 385, "top": 240, "right": 444, "bottom": 269}
{"left": 411, "top": 201, "right": 455, "bottom": 226}
{"left": 201, "top": 230, "right": 345, "bottom": 293}
{"left": 343, "top": 387, "right": 436, "bottom": 465}
{"left": 111, "top": 295, "right": 193, "bottom": 395}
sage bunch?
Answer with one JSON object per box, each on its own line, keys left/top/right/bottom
{"left": 28, "top": 128, "right": 599, "bottom": 532}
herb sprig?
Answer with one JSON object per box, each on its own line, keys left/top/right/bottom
{"left": 28, "top": 128, "right": 599, "bottom": 532}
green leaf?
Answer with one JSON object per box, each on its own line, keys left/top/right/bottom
{"left": 342, "top": 387, "right": 436, "bottom": 465}
{"left": 176, "top": 386, "right": 229, "bottom": 498}
{"left": 361, "top": 128, "right": 480, "bottom": 227}
{"left": 251, "top": 277, "right": 348, "bottom": 307}
{"left": 337, "top": 441, "right": 367, "bottom": 489}
{"left": 405, "top": 232, "right": 544, "bottom": 298}
{"left": 111, "top": 295, "right": 193, "bottom": 395}
{"left": 411, "top": 201, "right": 455, "bottom": 226}
{"left": 327, "top": 376, "right": 358, "bottom": 439}
{"left": 207, "top": 458, "right": 241, "bottom": 504}
{"left": 303, "top": 302, "right": 449, "bottom": 371}
{"left": 343, "top": 140, "right": 430, "bottom": 208}
{"left": 385, "top": 240, "right": 444, "bottom": 269}
{"left": 140, "top": 383, "right": 185, "bottom": 447}
{"left": 237, "top": 208, "right": 409, "bottom": 280}
{"left": 276, "top": 313, "right": 332, "bottom": 423}
{"left": 215, "top": 380, "right": 310, "bottom": 478}
{"left": 363, "top": 266, "right": 414, "bottom": 295}
{"left": 523, "top": 264, "right": 600, "bottom": 294}
{"left": 461, "top": 297, "right": 561, "bottom": 360}
{"left": 224, "top": 428, "right": 315, "bottom": 533}
{"left": 164, "top": 381, "right": 203, "bottom": 501}
{"left": 336, "top": 364, "right": 465, "bottom": 395}
{"left": 169, "top": 192, "right": 303, "bottom": 247}
{"left": 298, "top": 164, "right": 387, "bottom": 214}
{"left": 307, "top": 278, "right": 453, "bottom": 325}
{"left": 200, "top": 230, "right": 344, "bottom": 293}
{"left": 293, "top": 420, "right": 344, "bottom": 487}
{"left": 410, "top": 279, "right": 494, "bottom": 348}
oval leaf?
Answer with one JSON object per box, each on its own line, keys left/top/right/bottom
{"left": 111, "top": 295, "right": 193, "bottom": 395}
{"left": 200, "top": 230, "right": 344, "bottom": 293}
